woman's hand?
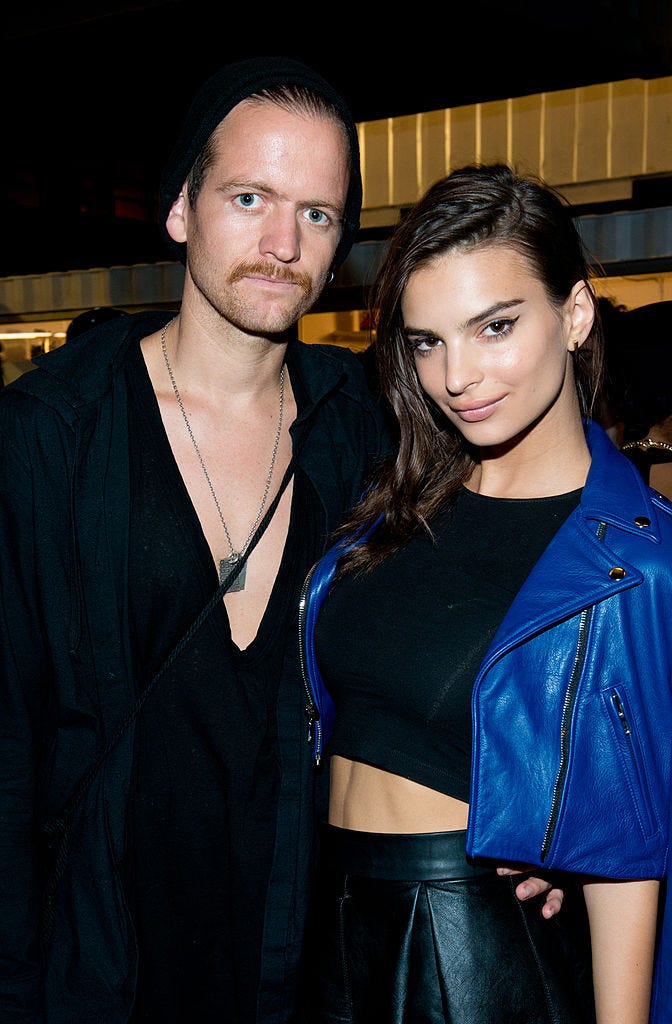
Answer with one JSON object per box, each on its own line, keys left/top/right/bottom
{"left": 496, "top": 866, "right": 564, "bottom": 919}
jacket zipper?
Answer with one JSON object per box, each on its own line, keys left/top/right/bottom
{"left": 540, "top": 520, "right": 607, "bottom": 862}
{"left": 298, "top": 562, "right": 322, "bottom": 764}
{"left": 606, "top": 688, "right": 657, "bottom": 837}
{"left": 540, "top": 606, "right": 592, "bottom": 860}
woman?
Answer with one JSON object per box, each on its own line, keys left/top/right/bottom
{"left": 298, "top": 164, "right": 672, "bottom": 1023}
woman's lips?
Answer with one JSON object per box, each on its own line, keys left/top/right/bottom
{"left": 450, "top": 397, "right": 505, "bottom": 422}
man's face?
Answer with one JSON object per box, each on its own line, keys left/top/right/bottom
{"left": 168, "top": 98, "right": 351, "bottom": 336}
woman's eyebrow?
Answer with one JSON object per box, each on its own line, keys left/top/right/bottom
{"left": 459, "top": 298, "right": 524, "bottom": 332}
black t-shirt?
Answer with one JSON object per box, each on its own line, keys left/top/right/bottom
{"left": 314, "top": 486, "right": 581, "bottom": 802}
{"left": 122, "top": 339, "right": 320, "bottom": 1023}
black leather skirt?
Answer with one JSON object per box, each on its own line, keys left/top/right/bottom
{"left": 298, "top": 825, "right": 595, "bottom": 1024}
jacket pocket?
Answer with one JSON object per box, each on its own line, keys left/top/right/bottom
{"left": 602, "top": 686, "right": 659, "bottom": 840}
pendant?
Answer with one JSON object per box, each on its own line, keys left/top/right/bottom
{"left": 219, "top": 552, "right": 246, "bottom": 593}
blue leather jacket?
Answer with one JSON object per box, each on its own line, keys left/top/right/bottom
{"left": 299, "top": 420, "right": 672, "bottom": 1022}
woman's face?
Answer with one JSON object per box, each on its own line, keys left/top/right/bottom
{"left": 401, "top": 244, "right": 589, "bottom": 455}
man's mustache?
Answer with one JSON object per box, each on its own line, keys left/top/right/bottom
{"left": 229, "top": 261, "right": 313, "bottom": 294}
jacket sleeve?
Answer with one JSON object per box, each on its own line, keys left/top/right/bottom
{"left": 0, "top": 399, "right": 52, "bottom": 1021}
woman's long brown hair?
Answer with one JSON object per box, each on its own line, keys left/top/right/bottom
{"left": 334, "top": 163, "right": 605, "bottom": 577}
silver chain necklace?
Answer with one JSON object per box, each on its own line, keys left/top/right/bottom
{"left": 161, "top": 321, "right": 285, "bottom": 593}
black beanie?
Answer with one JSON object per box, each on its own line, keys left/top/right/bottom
{"left": 158, "top": 56, "right": 362, "bottom": 270}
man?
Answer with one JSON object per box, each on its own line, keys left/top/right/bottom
{"left": 0, "top": 57, "right": 560, "bottom": 1023}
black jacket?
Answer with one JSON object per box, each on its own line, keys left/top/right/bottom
{"left": 0, "top": 311, "right": 391, "bottom": 1023}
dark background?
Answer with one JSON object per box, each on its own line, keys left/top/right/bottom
{"left": 4, "top": 0, "right": 672, "bottom": 277}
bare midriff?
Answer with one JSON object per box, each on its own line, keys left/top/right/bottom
{"left": 328, "top": 754, "right": 469, "bottom": 833}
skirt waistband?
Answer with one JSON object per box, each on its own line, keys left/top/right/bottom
{"left": 320, "top": 823, "right": 492, "bottom": 881}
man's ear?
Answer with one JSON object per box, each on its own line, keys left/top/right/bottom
{"left": 165, "top": 188, "right": 188, "bottom": 245}
{"left": 565, "top": 279, "right": 595, "bottom": 353}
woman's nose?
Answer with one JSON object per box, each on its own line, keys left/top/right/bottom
{"left": 443, "top": 343, "right": 481, "bottom": 394}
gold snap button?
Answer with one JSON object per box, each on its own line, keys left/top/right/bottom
{"left": 634, "top": 516, "right": 650, "bottom": 528}
{"left": 609, "top": 566, "right": 626, "bottom": 580}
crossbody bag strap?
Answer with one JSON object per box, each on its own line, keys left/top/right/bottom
{"left": 48, "top": 454, "right": 295, "bottom": 831}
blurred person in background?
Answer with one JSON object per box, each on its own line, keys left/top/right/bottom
{"left": 599, "top": 298, "right": 672, "bottom": 499}
{"left": 65, "top": 305, "right": 129, "bottom": 342}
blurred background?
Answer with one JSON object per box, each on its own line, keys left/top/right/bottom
{"left": 2, "top": 0, "right": 672, "bottom": 380}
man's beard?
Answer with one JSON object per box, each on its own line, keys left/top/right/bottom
{"left": 186, "top": 241, "right": 330, "bottom": 335}
{"left": 217, "top": 260, "right": 324, "bottom": 335}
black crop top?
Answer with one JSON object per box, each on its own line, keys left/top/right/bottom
{"left": 313, "top": 486, "right": 581, "bottom": 802}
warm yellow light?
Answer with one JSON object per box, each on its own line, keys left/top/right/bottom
{"left": 0, "top": 331, "right": 52, "bottom": 340}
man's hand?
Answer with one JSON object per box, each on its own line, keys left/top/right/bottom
{"left": 496, "top": 866, "right": 564, "bottom": 919}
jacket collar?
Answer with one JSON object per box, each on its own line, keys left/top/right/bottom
{"left": 581, "top": 419, "right": 667, "bottom": 543}
{"left": 22, "top": 316, "right": 365, "bottom": 424}
{"left": 14, "top": 311, "right": 170, "bottom": 414}
{"left": 477, "top": 420, "right": 668, "bottom": 655}
{"left": 285, "top": 337, "right": 371, "bottom": 411}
